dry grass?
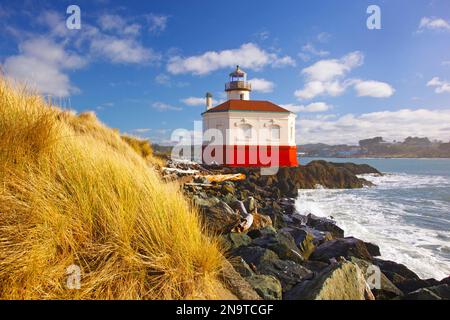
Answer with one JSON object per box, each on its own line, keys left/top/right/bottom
{"left": 0, "top": 77, "right": 224, "bottom": 299}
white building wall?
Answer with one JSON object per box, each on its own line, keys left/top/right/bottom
{"left": 226, "top": 90, "right": 250, "bottom": 100}
{"left": 203, "top": 111, "right": 296, "bottom": 146}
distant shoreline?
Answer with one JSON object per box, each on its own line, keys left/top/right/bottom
{"left": 299, "top": 156, "right": 450, "bottom": 160}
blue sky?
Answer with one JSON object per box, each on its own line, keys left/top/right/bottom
{"left": 1, "top": 0, "right": 450, "bottom": 144}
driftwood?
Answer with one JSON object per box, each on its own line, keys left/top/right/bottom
{"left": 203, "top": 173, "right": 246, "bottom": 183}
{"left": 232, "top": 199, "right": 255, "bottom": 233}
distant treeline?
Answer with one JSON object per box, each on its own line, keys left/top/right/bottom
{"left": 299, "top": 137, "right": 450, "bottom": 158}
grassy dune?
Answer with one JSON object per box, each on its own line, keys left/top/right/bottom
{"left": 0, "top": 77, "right": 224, "bottom": 299}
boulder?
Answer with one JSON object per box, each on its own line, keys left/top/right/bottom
{"left": 373, "top": 259, "right": 420, "bottom": 283}
{"left": 258, "top": 259, "right": 313, "bottom": 292}
{"left": 280, "top": 226, "right": 316, "bottom": 260}
{"left": 350, "top": 257, "right": 403, "bottom": 299}
{"left": 310, "top": 237, "right": 373, "bottom": 262}
{"left": 230, "top": 257, "right": 254, "bottom": 278}
{"left": 284, "top": 261, "right": 373, "bottom": 300}
{"left": 395, "top": 278, "right": 440, "bottom": 294}
{"left": 306, "top": 214, "right": 344, "bottom": 238}
{"left": 221, "top": 233, "right": 252, "bottom": 251}
{"left": 364, "top": 242, "right": 381, "bottom": 257}
{"left": 399, "top": 287, "right": 443, "bottom": 300}
{"left": 219, "top": 260, "right": 261, "bottom": 300}
{"left": 246, "top": 275, "right": 282, "bottom": 300}
{"left": 200, "top": 201, "right": 241, "bottom": 234}
{"left": 249, "top": 213, "right": 273, "bottom": 231}
{"left": 251, "top": 231, "right": 304, "bottom": 264}
{"left": 247, "top": 226, "right": 277, "bottom": 239}
{"left": 232, "top": 246, "right": 279, "bottom": 267}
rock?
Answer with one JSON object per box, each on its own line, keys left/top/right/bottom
{"left": 246, "top": 275, "right": 282, "bottom": 300}
{"left": 400, "top": 287, "right": 443, "bottom": 300}
{"left": 395, "top": 278, "right": 440, "bottom": 294}
{"left": 193, "top": 195, "right": 220, "bottom": 207}
{"left": 364, "top": 242, "right": 381, "bottom": 257}
{"left": 306, "top": 214, "right": 344, "bottom": 238}
{"left": 249, "top": 213, "right": 273, "bottom": 231}
{"left": 310, "top": 237, "right": 373, "bottom": 262}
{"left": 230, "top": 257, "right": 254, "bottom": 278}
{"left": 280, "top": 226, "right": 316, "bottom": 260}
{"left": 221, "top": 233, "right": 252, "bottom": 251}
{"left": 350, "top": 257, "right": 403, "bottom": 299}
{"left": 301, "top": 260, "right": 329, "bottom": 274}
{"left": 329, "top": 162, "right": 382, "bottom": 175}
{"left": 219, "top": 260, "right": 261, "bottom": 300}
{"left": 284, "top": 261, "right": 371, "bottom": 300}
{"left": 247, "top": 226, "right": 277, "bottom": 239}
{"left": 428, "top": 284, "right": 450, "bottom": 299}
{"left": 373, "top": 259, "right": 420, "bottom": 283}
{"left": 258, "top": 259, "right": 313, "bottom": 291}
{"left": 200, "top": 201, "right": 241, "bottom": 234}
{"left": 232, "top": 246, "right": 279, "bottom": 267}
{"left": 251, "top": 231, "right": 304, "bottom": 264}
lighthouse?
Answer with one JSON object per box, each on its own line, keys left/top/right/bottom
{"left": 202, "top": 66, "right": 298, "bottom": 167}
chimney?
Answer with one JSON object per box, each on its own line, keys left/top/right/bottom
{"left": 206, "top": 92, "right": 213, "bottom": 110}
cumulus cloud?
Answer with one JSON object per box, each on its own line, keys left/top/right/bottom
{"left": 297, "top": 109, "right": 450, "bottom": 144}
{"left": 295, "top": 51, "right": 394, "bottom": 100}
{"left": 166, "top": 43, "right": 295, "bottom": 75}
{"left": 419, "top": 17, "right": 450, "bottom": 31}
{"left": 152, "top": 102, "right": 182, "bottom": 111}
{"left": 3, "top": 38, "right": 86, "bottom": 96}
{"left": 282, "top": 102, "right": 332, "bottom": 113}
{"left": 181, "top": 96, "right": 218, "bottom": 106}
{"left": 248, "top": 78, "right": 275, "bottom": 93}
{"left": 427, "top": 77, "right": 450, "bottom": 94}
{"left": 302, "top": 51, "right": 363, "bottom": 82}
{"left": 353, "top": 80, "right": 395, "bottom": 98}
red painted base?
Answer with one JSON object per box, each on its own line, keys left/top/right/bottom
{"left": 202, "top": 145, "right": 298, "bottom": 167}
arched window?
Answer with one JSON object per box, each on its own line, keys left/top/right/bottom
{"left": 271, "top": 125, "right": 281, "bottom": 140}
{"left": 239, "top": 123, "right": 252, "bottom": 139}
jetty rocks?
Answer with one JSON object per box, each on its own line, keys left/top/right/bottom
{"left": 161, "top": 159, "right": 449, "bottom": 300}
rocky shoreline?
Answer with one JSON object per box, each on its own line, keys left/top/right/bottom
{"left": 162, "top": 160, "right": 450, "bottom": 300}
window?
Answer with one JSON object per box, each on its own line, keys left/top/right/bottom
{"left": 290, "top": 126, "right": 294, "bottom": 140}
{"left": 240, "top": 93, "right": 244, "bottom": 100}
{"left": 239, "top": 123, "right": 252, "bottom": 139}
{"left": 271, "top": 125, "right": 281, "bottom": 140}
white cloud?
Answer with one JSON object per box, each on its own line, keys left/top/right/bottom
{"left": 89, "top": 36, "right": 158, "bottom": 64}
{"left": 427, "top": 77, "right": 450, "bottom": 94}
{"left": 295, "top": 51, "right": 394, "bottom": 100}
{"left": 152, "top": 102, "right": 182, "bottom": 111}
{"left": 317, "top": 32, "right": 331, "bottom": 43}
{"left": 98, "top": 14, "right": 141, "bottom": 36}
{"left": 442, "top": 61, "right": 450, "bottom": 66}
{"left": 302, "top": 51, "right": 363, "bottom": 82}
{"left": 282, "top": 102, "right": 332, "bottom": 113}
{"left": 419, "top": 17, "right": 450, "bottom": 31}
{"left": 301, "top": 43, "right": 329, "bottom": 58}
{"left": 248, "top": 78, "right": 275, "bottom": 93}
{"left": 166, "top": 43, "right": 295, "bottom": 75}
{"left": 3, "top": 38, "right": 86, "bottom": 97}
{"left": 297, "top": 109, "right": 450, "bottom": 144}
{"left": 353, "top": 80, "right": 395, "bottom": 98}
{"left": 132, "top": 128, "right": 152, "bottom": 133}
{"left": 181, "top": 96, "right": 218, "bottom": 106}
{"left": 146, "top": 14, "right": 169, "bottom": 33}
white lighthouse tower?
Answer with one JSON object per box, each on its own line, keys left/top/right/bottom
{"left": 225, "top": 65, "right": 252, "bottom": 101}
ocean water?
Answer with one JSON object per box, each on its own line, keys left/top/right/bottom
{"left": 296, "top": 157, "right": 450, "bottom": 280}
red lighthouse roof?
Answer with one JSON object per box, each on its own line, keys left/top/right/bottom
{"left": 203, "top": 100, "right": 292, "bottom": 114}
